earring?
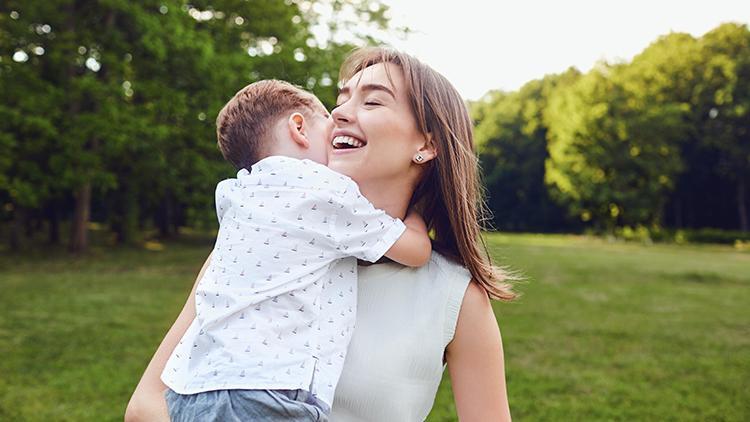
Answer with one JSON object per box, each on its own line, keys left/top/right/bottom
{"left": 414, "top": 154, "right": 424, "bottom": 163}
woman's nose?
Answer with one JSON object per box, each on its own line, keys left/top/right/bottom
{"left": 331, "top": 101, "right": 352, "bottom": 124}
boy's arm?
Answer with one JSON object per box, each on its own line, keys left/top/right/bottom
{"left": 383, "top": 211, "right": 432, "bottom": 267}
{"left": 324, "top": 176, "right": 430, "bottom": 266}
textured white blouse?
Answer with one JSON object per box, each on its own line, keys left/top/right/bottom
{"left": 330, "top": 252, "right": 472, "bottom": 421}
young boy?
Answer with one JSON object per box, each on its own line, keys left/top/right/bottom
{"left": 160, "top": 80, "right": 431, "bottom": 421}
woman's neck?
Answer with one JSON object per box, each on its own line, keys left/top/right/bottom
{"left": 357, "top": 177, "right": 415, "bottom": 220}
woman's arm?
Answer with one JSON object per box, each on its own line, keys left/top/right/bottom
{"left": 124, "top": 252, "right": 212, "bottom": 422}
{"left": 445, "top": 281, "right": 512, "bottom": 421}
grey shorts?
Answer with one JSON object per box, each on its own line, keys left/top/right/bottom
{"left": 164, "top": 388, "right": 329, "bottom": 422}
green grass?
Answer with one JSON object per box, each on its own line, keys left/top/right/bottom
{"left": 1, "top": 233, "right": 748, "bottom": 421}
{"left": 429, "top": 234, "right": 750, "bottom": 421}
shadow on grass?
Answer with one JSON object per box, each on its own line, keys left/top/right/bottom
{"left": 662, "top": 271, "right": 747, "bottom": 285}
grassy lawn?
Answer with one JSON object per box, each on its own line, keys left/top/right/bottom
{"left": 1, "top": 233, "right": 748, "bottom": 421}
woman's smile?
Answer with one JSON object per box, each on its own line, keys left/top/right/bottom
{"left": 331, "top": 129, "right": 367, "bottom": 154}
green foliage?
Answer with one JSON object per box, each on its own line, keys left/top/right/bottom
{"left": 0, "top": 0, "right": 393, "bottom": 248}
{"left": 545, "top": 58, "right": 688, "bottom": 229}
{"left": 475, "top": 24, "right": 750, "bottom": 233}
{"left": 1, "top": 6, "right": 748, "bottom": 245}
{"left": 677, "top": 227, "right": 750, "bottom": 245}
{"left": 698, "top": 24, "right": 750, "bottom": 221}
{"left": 472, "top": 69, "right": 580, "bottom": 232}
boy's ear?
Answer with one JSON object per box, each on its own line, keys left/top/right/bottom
{"left": 287, "top": 112, "right": 310, "bottom": 149}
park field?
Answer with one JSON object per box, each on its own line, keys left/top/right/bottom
{"left": 0, "top": 233, "right": 748, "bottom": 421}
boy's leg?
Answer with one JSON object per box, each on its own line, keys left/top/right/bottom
{"left": 163, "top": 389, "right": 327, "bottom": 422}
{"left": 233, "top": 389, "right": 328, "bottom": 422}
{"left": 165, "top": 389, "right": 237, "bottom": 422}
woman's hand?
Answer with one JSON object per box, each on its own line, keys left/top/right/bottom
{"left": 124, "top": 253, "right": 212, "bottom": 422}
{"left": 446, "top": 281, "right": 512, "bottom": 421}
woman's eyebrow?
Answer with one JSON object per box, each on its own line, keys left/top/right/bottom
{"left": 339, "top": 83, "right": 396, "bottom": 99}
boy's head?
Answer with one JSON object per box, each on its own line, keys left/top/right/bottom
{"left": 216, "top": 80, "right": 332, "bottom": 169}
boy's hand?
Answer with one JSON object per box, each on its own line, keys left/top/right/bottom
{"left": 403, "top": 211, "right": 428, "bottom": 233}
{"left": 383, "top": 209, "right": 432, "bottom": 267}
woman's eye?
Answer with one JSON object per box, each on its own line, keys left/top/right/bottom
{"left": 364, "top": 101, "right": 381, "bottom": 106}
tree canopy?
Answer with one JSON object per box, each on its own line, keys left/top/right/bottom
{"left": 473, "top": 23, "right": 750, "bottom": 235}
{"left": 0, "top": 0, "right": 393, "bottom": 251}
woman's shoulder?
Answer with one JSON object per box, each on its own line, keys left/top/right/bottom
{"left": 427, "top": 252, "right": 495, "bottom": 308}
{"left": 430, "top": 253, "right": 493, "bottom": 323}
{"left": 358, "top": 251, "right": 471, "bottom": 303}
{"left": 426, "top": 252, "right": 474, "bottom": 349}
{"left": 427, "top": 251, "right": 472, "bottom": 287}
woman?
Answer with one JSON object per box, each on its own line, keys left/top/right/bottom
{"left": 126, "top": 47, "right": 516, "bottom": 421}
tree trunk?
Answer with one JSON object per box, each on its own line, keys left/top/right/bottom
{"left": 739, "top": 176, "right": 748, "bottom": 232}
{"left": 48, "top": 201, "right": 60, "bottom": 245}
{"left": 113, "top": 187, "right": 138, "bottom": 244}
{"left": 9, "top": 206, "right": 24, "bottom": 251}
{"left": 156, "top": 192, "right": 178, "bottom": 238}
{"left": 156, "top": 200, "right": 169, "bottom": 238}
{"left": 172, "top": 201, "right": 183, "bottom": 236}
{"left": 67, "top": 9, "right": 115, "bottom": 250}
{"left": 69, "top": 183, "right": 91, "bottom": 252}
{"left": 64, "top": 4, "right": 86, "bottom": 253}
{"left": 25, "top": 212, "right": 36, "bottom": 238}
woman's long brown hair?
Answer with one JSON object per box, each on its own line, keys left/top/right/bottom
{"left": 340, "top": 47, "right": 519, "bottom": 301}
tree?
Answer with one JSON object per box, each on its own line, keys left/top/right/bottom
{"left": 696, "top": 23, "right": 750, "bottom": 231}
{"left": 472, "top": 69, "right": 580, "bottom": 232}
{"left": 0, "top": 1, "right": 394, "bottom": 251}
{"left": 545, "top": 58, "right": 688, "bottom": 230}
{"left": 0, "top": 2, "right": 67, "bottom": 249}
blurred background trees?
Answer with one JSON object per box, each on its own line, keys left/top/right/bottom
{"left": 474, "top": 22, "right": 749, "bottom": 238}
{"left": 0, "top": 1, "right": 748, "bottom": 252}
{"left": 0, "top": 0, "right": 391, "bottom": 252}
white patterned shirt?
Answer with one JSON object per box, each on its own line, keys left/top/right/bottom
{"left": 161, "top": 156, "right": 406, "bottom": 408}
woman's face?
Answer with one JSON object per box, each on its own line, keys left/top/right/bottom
{"left": 328, "top": 62, "right": 427, "bottom": 186}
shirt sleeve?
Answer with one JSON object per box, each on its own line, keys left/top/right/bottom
{"left": 215, "top": 179, "right": 233, "bottom": 224}
{"left": 330, "top": 184, "right": 407, "bottom": 263}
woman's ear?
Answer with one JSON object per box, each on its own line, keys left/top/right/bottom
{"left": 287, "top": 112, "right": 310, "bottom": 149}
{"left": 413, "top": 135, "right": 437, "bottom": 164}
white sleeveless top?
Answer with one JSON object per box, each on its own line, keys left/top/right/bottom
{"left": 330, "top": 252, "right": 472, "bottom": 421}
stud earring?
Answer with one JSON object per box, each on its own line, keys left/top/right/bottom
{"left": 414, "top": 154, "right": 424, "bottom": 163}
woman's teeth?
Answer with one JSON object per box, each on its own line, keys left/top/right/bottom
{"left": 332, "top": 136, "right": 364, "bottom": 149}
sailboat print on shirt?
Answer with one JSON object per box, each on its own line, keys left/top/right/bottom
{"left": 166, "top": 157, "right": 406, "bottom": 406}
